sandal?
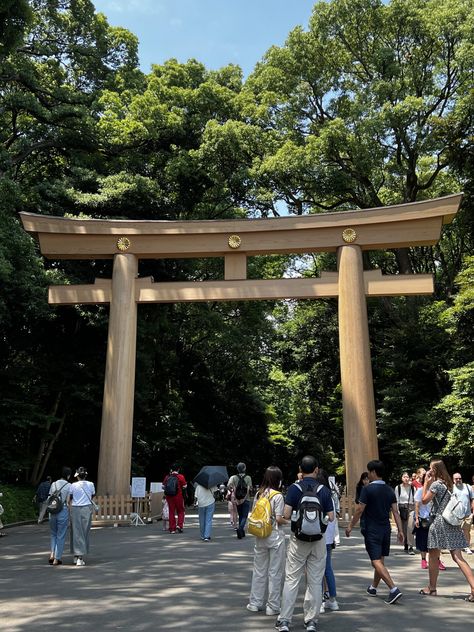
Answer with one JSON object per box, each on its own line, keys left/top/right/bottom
{"left": 419, "top": 588, "right": 437, "bottom": 596}
{"left": 465, "top": 593, "right": 474, "bottom": 602}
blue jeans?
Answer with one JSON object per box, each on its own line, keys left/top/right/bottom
{"left": 324, "top": 543, "right": 337, "bottom": 598}
{"left": 198, "top": 502, "right": 215, "bottom": 539}
{"left": 50, "top": 507, "right": 69, "bottom": 561}
{"left": 237, "top": 500, "right": 250, "bottom": 536}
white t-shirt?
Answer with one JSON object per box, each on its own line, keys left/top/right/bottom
{"left": 453, "top": 483, "right": 474, "bottom": 517}
{"left": 414, "top": 487, "right": 431, "bottom": 519}
{"left": 70, "top": 480, "right": 95, "bottom": 506}
{"left": 194, "top": 484, "right": 216, "bottom": 508}
{"left": 50, "top": 479, "right": 71, "bottom": 506}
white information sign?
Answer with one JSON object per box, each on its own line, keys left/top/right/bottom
{"left": 150, "top": 482, "right": 163, "bottom": 493}
{"left": 131, "top": 477, "right": 147, "bottom": 498}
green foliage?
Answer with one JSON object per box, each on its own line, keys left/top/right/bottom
{"left": 1, "top": 0, "right": 473, "bottom": 488}
{"left": 0, "top": 483, "right": 37, "bottom": 524}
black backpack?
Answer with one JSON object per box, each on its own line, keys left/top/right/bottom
{"left": 46, "top": 482, "right": 68, "bottom": 515}
{"left": 164, "top": 474, "right": 179, "bottom": 496}
{"left": 291, "top": 482, "right": 327, "bottom": 542}
{"left": 235, "top": 474, "right": 248, "bottom": 501}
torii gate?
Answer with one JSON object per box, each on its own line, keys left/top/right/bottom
{"left": 20, "top": 193, "right": 462, "bottom": 495}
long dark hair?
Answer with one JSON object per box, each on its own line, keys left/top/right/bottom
{"left": 316, "top": 469, "right": 330, "bottom": 489}
{"left": 258, "top": 466, "right": 282, "bottom": 496}
{"left": 355, "top": 471, "right": 369, "bottom": 502}
{"left": 430, "top": 459, "right": 453, "bottom": 491}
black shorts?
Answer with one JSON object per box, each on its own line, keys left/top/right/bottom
{"left": 364, "top": 526, "right": 391, "bottom": 561}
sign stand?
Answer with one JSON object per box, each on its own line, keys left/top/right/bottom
{"left": 130, "top": 477, "right": 147, "bottom": 526}
{"left": 131, "top": 498, "right": 146, "bottom": 526}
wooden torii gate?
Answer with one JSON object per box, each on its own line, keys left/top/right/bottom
{"left": 20, "top": 193, "right": 462, "bottom": 495}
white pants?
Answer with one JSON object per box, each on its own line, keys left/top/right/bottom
{"left": 248, "top": 531, "right": 286, "bottom": 612}
{"left": 280, "top": 534, "right": 327, "bottom": 623}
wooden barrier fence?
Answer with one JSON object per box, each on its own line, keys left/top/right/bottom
{"left": 91, "top": 495, "right": 134, "bottom": 526}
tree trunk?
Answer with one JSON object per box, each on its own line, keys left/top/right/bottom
{"left": 393, "top": 247, "right": 413, "bottom": 274}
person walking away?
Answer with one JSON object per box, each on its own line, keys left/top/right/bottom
{"left": 345, "top": 459, "right": 404, "bottom": 605}
{"left": 194, "top": 482, "right": 216, "bottom": 541}
{"left": 275, "top": 455, "right": 334, "bottom": 632}
{"left": 395, "top": 472, "right": 416, "bottom": 554}
{"left": 452, "top": 473, "right": 474, "bottom": 554}
{"left": 420, "top": 460, "right": 474, "bottom": 600}
{"left": 34, "top": 476, "right": 52, "bottom": 517}
{"left": 246, "top": 466, "right": 287, "bottom": 617}
{"left": 48, "top": 467, "right": 72, "bottom": 566}
{"left": 355, "top": 472, "right": 370, "bottom": 536}
{"left": 163, "top": 465, "right": 187, "bottom": 534}
{"left": 227, "top": 463, "right": 252, "bottom": 539}
{"left": 317, "top": 470, "right": 339, "bottom": 614}
{"left": 69, "top": 466, "right": 95, "bottom": 566}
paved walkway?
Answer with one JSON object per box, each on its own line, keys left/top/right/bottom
{"left": 1, "top": 505, "right": 473, "bottom": 631}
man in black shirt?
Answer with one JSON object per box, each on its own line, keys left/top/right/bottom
{"left": 346, "top": 460, "right": 404, "bottom": 604}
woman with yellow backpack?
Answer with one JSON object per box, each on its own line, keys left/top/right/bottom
{"left": 246, "top": 466, "right": 289, "bottom": 617}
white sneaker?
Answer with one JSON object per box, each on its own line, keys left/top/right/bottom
{"left": 75, "top": 558, "right": 85, "bottom": 566}
{"left": 246, "top": 604, "right": 261, "bottom": 612}
{"left": 464, "top": 547, "right": 473, "bottom": 555}
{"left": 265, "top": 606, "right": 280, "bottom": 616}
{"left": 319, "top": 601, "right": 325, "bottom": 614}
{"left": 326, "top": 598, "right": 340, "bottom": 611}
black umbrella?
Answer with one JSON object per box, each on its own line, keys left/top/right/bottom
{"left": 193, "top": 465, "right": 229, "bottom": 489}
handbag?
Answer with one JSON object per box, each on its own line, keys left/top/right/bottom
{"left": 442, "top": 491, "right": 464, "bottom": 526}
{"left": 420, "top": 517, "right": 430, "bottom": 529}
{"left": 399, "top": 505, "right": 409, "bottom": 521}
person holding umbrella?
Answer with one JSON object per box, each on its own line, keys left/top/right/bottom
{"left": 193, "top": 466, "right": 229, "bottom": 541}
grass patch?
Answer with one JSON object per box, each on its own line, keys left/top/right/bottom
{"left": 1, "top": 483, "right": 37, "bottom": 525}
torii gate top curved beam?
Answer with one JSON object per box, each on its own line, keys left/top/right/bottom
{"left": 20, "top": 193, "right": 461, "bottom": 259}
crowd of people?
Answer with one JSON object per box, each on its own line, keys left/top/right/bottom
{"left": 191, "top": 456, "right": 474, "bottom": 631}
{"left": 25, "top": 455, "right": 474, "bottom": 631}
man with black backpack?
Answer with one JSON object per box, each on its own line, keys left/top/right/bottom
{"left": 275, "top": 456, "right": 334, "bottom": 632}
{"left": 227, "top": 462, "right": 252, "bottom": 539}
{"left": 163, "top": 465, "right": 187, "bottom": 534}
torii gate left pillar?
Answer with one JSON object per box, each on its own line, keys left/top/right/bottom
{"left": 98, "top": 253, "right": 138, "bottom": 496}
{"left": 20, "top": 193, "right": 462, "bottom": 496}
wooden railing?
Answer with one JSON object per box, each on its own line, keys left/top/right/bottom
{"left": 91, "top": 492, "right": 164, "bottom": 526}
{"left": 91, "top": 495, "right": 134, "bottom": 526}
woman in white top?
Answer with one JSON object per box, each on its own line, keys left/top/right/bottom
{"left": 69, "top": 466, "right": 96, "bottom": 566}
{"left": 395, "top": 472, "right": 415, "bottom": 554}
{"left": 194, "top": 483, "right": 216, "bottom": 541}
{"left": 247, "top": 466, "right": 288, "bottom": 616}
{"left": 48, "top": 466, "right": 72, "bottom": 565}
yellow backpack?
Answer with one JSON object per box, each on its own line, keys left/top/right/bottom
{"left": 247, "top": 490, "right": 281, "bottom": 538}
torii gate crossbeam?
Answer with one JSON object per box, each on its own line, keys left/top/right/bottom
{"left": 20, "top": 193, "right": 462, "bottom": 495}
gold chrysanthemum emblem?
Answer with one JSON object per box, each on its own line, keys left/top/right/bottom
{"left": 116, "top": 236, "right": 131, "bottom": 251}
{"left": 342, "top": 228, "right": 357, "bottom": 243}
{"left": 228, "top": 234, "right": 242, "bottom": 249}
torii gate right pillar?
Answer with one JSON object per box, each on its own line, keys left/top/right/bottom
{"left": 338, "top": 244, "right": 379, "bottom": 494}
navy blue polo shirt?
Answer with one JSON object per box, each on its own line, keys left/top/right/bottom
{"left": 285, "top": 477, "right": 334, "bottom": 514}
{"left": 359, "top": 480, "right": 396, "bottom": 529}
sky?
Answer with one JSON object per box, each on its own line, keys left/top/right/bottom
{"left": 92, "top": 0, "right": 315, "bottom": 77}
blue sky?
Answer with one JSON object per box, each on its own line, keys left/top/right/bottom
{"left": 93, "top": 1, "right": 315, "bottom": 76}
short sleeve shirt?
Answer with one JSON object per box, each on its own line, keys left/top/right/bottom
{"left": 359, "top": 481, "right": 396, "bottom": 528}
{"left": 228, "top": 474, "right": 252, "bottom": 502}
{"left": 284, "top": 477, "right": 334, "bottom": 515}
{"left": 70, "top": 480, "right": 96, "bottom": 506}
